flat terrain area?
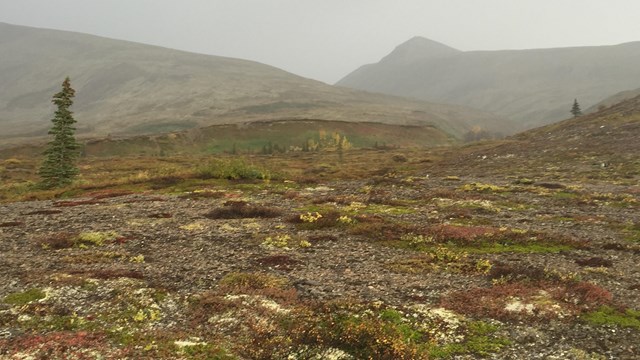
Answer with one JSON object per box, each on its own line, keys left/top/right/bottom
{"left": 1, "top": 138, "right": 639, "bottom": 359}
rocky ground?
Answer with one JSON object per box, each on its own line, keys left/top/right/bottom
{"left": 1, "top": 147, "right": 639, "bottom": 359}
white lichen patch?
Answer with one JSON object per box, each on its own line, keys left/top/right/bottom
{"left": 259, "top": 298, "right": 290, "bottom": 314}
{"left": 174, "top": 337, "right": 207, "bottom": 348}
{"left": 208, "top": 312, "right": 240, "bottom": 328}
{"left": 17, "top": 314, "right": 32, "bottom": 322}
{"left": 504, "top": 299, "right": 536, "bottom": 314}
{"left": 223, "top": 294, "right": 290, "bottom": 314}
{"left": 288, "top": 346, "right": 354, "bottom": 360}
{"left": 433, "top": 197, "right": 501, "bottom": 212}
{"left": 411, "top": 305, "right": 465, "bottom": 344}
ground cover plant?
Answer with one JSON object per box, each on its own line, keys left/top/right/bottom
{"left": 1, "top": 111, "right": 640, "bottom": 360}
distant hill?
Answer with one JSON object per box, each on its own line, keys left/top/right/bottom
{"left": 0, "top": 23, "right": 504, "bottom": 147}
{"left": 439, "top": 93, "right": 640, "bottom": 179}
{"left": 337, "top": 37, "right": 640, "bottom": 131}
{"left": 512, "top": 93, "right": 640, "bottom": 155}
{"left": 586, "top": 87, "right": 640, "bottom": 114}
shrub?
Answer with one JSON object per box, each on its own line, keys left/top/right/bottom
{"left": 440, "top": 280, "right": 614, "bottom": 321}
{"left": 204, "top": 202, "right": 281, "bottom": 219}
{"left": 38, "top": 232, "right": 76, "bottom": 249}
{"left": 255, "top": 255, "right": 300, "bottom": 271}
{"left": 196, "top": 159, "right": 269, "bottom": 180}
{"left": 575, "top": 257, "right": 613, "bottom": 268}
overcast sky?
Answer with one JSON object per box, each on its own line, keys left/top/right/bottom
{"left": 1, "top": 0, "right": 639, "bottom": 83}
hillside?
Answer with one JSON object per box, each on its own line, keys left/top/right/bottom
{"left": 337, "top": 37, "right": 640, "bottom": 131}
{"left": 0, "top": 23, "right": 504, "bottom": 147}
{"left": 433, "top": 93, "right": 640, "bottom": 185}
{"left": 586, "top": 87, "right": 640, "bottom": 114}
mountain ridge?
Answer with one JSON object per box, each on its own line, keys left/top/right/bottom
{"left": 337, "top": 37, "right": 640, "bottom": 131}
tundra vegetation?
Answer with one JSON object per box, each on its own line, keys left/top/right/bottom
{"left": 1, "top": 97, "right": 639, "bottom": 358}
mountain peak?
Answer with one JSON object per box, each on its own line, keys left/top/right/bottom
{"left": 380, "top": 36, "right": 461, "bottom": 65}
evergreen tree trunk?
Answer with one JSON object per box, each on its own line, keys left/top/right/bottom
{"left": 38, "top": 77, "right": 80, "bottom": 188}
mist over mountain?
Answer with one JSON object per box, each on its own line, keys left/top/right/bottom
{"left": 337, "top": 37, "right": 640, "bottom": 130}
{"left": 0, "top": 23, "right": 505, "bottom": 147}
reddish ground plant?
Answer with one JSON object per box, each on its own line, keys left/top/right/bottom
{"left": 488, "top": 263, "right": 554, "bottom": 283}
{"left": 311, "top": 195, "right": 356, "bottom": 205}
{"left": 281, "top": 190, "right": 300, "bottom": 200}
{"left": 149, "top": 175, "right": 184, "bottom": 189}
{"left": 24, "top": 209, "right": 63, "bottom": 215}
{"left": 440, "top": 280, "right": 613, "bottom": 321}
{"left": 122, "top": 197, "right": 167, "bottom": 203}
{"left": 178, "top": 190, "right": 226, "bottom": 199}
{"left": 37, "top": 232, "right": 76, "bottom": 249}
{"left": 86, "top": 190, "right": 134, "bottom": 199}
{"left": 255, "top": 254, "right": 300, "bottom": 271}
{"left": 0, "top": 331, "right": 121, "bottom": 358}
{"left": 601, "top": 242, "right": 627, "bottom": 251}
{"left": 575, "top": 256, "right": 614, "bottom": 267}
{"left": 427, "top": 224, "right": 496, "bottom": 243}
{"left": 307, "top": 234, "right": 338, "bottom": 244}
{"left": 204, "top": 201, "right": 282, "bottom": 219}
{"left": 113, "top": 235, "right": 135, "bottom": 244}
{"left": 148, "top": 212, "right": 173, "bottom": 219}
{"left": 53, "top": 199, "right": 103, "bottom": 207}
{"left": 536, "top": 182, "right": 566, "bottom": 189}
{"left": 349, "top": 219, "right": 416, "bottom": 241}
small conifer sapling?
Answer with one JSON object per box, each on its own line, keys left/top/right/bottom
{"left": 38, "top": 77, "right": 80, "bottom": 188}
{"left": 570, "top": 98, "right": 582, "bottom": 118}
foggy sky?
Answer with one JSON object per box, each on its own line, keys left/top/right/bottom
{"left": 1, "top": 0, "right": 639, "bottom": 83}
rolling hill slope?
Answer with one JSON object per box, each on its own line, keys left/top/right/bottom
{"left": 0, "top": 23, "right": 504, "bottom": 147}
{"left": 337, "top": 37, "right": 640, "bottom": 131}
{"left": 437, "top": 93, "right": 640, "bottom": 183}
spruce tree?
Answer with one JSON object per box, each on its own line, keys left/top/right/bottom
{"left": 570, "top": 98, "right": 582, "bottom": 118}
{"left": 38, "top": 77, "right": 80, "bottom": 188}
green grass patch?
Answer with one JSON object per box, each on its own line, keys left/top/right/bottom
{"left": 553, "top": 191, "right": 579, "bottom": 200}
{"left": 582, "top": 306, "right": 640, "bottom": 329}
{"left": 428, "top": 321, "right": 511, "bottom": 358}
{"left": 3, "top": 288, "right": 46, "bottom": 306}
{"left": 622, "top": 222, "right": 640, "bottom": 243}
{"left": 462, "top": 243, "right": 574, "bottom": 254}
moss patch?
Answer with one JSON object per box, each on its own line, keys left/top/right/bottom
{"left": 3, "top": 288, "right": 46, "bottom": 306}
{"left": 582, "top": 306, "right": 640, "bottom": 329}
